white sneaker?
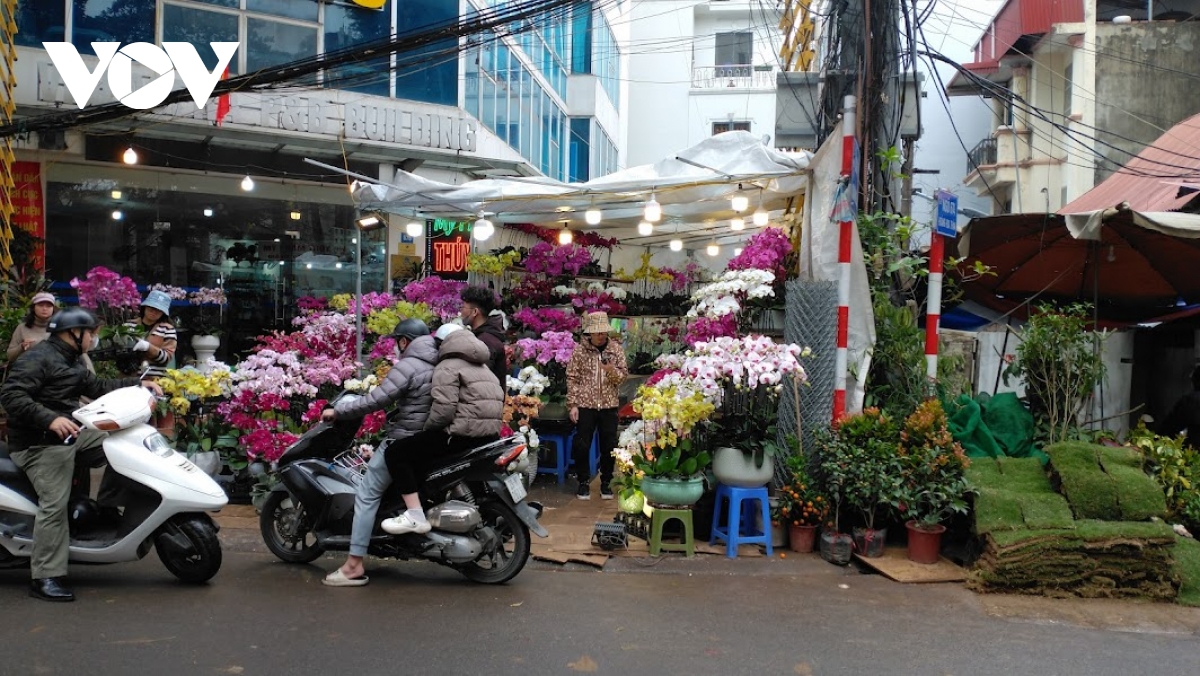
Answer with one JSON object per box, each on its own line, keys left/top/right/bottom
{"left": 381, "top": 512, "right": 431, "bottom": 535}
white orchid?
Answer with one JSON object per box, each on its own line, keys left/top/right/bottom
{"left": 686, "top": 269, "right": 776, "bottom": 319}
{"left": 507, "top": 365, "right": 550, "bottom": 397}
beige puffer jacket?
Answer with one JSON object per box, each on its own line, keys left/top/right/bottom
{"left": 425, "top": 330, "right": 505, "bottom": 438}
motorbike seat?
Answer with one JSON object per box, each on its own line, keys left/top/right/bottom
{"left": 0, "top": 442, "right": 40, "bottom": 503}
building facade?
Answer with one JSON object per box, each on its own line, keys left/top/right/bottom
{"left": 8, "top": 0, "right": 623, "bottom": 356}
{"left": 624, "top": 0, "right": 782, "bottom": 168}
{"left": 948, "top": 0, "right": 1200, "bottom": 215}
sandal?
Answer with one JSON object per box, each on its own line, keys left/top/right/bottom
{"left": 322, "top": 568, "right": 369, "bottom": 587}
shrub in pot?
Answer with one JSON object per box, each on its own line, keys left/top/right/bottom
{"left": 897, "top": 400, "right": 973, "bottom": 564}
{"left": 776, "top": 452, "right": 829, "bottom": 553}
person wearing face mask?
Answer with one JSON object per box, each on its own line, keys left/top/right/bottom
{"left": 459, "top": 285, "right": 508, "bottom": 387}
{"left": 123, "top": 290, "right": 177, "bottom": 379}
{"left": 0, "top": 308, "right": 163, "bottom": 602}
{"left": 565, "top": 312, "right": 627, "bottom": 500}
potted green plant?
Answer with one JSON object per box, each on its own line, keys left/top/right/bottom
{"left": 618, "top": 383, "right": 715, "bottom": 506}
{"left": 897, "top": 400, "right": 973, "bottom": 563}
{"left": 777, "top": 453, "right": 829, "bottom": 553}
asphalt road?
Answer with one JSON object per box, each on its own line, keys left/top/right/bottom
{"left": 1, "top": 543, "right": 1198, "bottom": 676}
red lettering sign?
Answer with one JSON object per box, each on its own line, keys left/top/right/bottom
{"left": 431, "top": 235, "right": 471, "bottom": 277}
{"left": 11, "top": 161, "right": 45, "bottom": 271}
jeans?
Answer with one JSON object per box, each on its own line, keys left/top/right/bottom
{"left": 348, "top": 444, "right": 393, "bottom": 558}
{"left": 573, "top": 407, "right": 617, "bottom": 485}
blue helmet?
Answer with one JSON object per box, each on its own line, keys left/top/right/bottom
{"left": 141, "top": 290, "right": 173, "bottom": 315}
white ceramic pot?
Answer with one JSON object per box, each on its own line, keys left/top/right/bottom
{"left": 711, "top": 446, "right": 774, "bottom": 488}
{"left": 190, "top": 450, "right": 222, "bottom": 477}
{"left": 191, "top": 334, "right": 220, "bottom": 368}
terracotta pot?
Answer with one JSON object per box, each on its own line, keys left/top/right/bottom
{"left": 789, "top": 524, "right": 817, "bottom": 553}
{"left": 906, "top": 520, "right": 946, "bottom": 564}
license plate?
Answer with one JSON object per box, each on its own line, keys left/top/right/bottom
{"left": 504, "top": 473, "right": 527, "bottom": 503}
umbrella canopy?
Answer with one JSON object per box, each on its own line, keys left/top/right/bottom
{"left": 953, "top": 209, "right": 1200, "bottom": 324}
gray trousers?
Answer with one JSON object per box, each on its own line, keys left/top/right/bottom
{"left": 349, "top": 447, "right": 393, "bottom": 557}
{"left": 10, "top": 428, "right": 114, "bottom": 580}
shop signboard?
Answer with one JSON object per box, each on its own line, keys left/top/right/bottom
{"left": 424, "top": 219, "right": 471, "bottom": 280}
{"left": 11, "top": 161, "right": 46, "bottom": 271}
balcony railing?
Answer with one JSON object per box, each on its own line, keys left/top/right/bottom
{"left": 967, "top": 137, "right": 997, "bottom": 175}
{"left": 691, "top": 65, "right": 775, "bottom": 90}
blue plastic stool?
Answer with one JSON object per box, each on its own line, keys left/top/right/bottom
{"left": 535, "top": 429, "right": 575, "bottom": 485}
{"left": 709, "top": 483, "right": 773, "bottom": 558}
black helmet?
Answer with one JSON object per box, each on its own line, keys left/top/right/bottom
{"left": 48, "top": 308, "right": 99, "bottom": 333}
{"left": 393, "top": 318, "right": 430, "bottom": 341}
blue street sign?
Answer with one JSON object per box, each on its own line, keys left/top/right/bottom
{"left": 935, "top": 190, "right": 958, "bottom": 238}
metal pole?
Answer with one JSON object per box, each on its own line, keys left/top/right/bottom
{"left": 355, "top": 233, "right": 364, "bottom": 377}
{"left": 925, "top": 229, "right": 945, "bottom": 383}
{"left": 833, "top": 94, "right": 856, "bottom": 422}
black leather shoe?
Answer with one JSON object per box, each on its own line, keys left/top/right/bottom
{"left": 30, "top": 577, "right": 75, "bottom": 602}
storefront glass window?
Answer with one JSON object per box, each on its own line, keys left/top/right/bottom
{"left": 569, "top": 117, "right": 590, "bottom": 183}
{"left": 72, "top": 0, "right": 154, "bottom": 56}
{"left": 323, "top": 1, "right": 391, "bottom": 97}
{"left": 246, "top": 0, "right": 319, "bottom": 22}
{"left": 162, "top": 5, "right": 240, "bottom": 71}
{"left": 395, "top": 0, "right": 459, "bottom": 107}
{"left": 190, "top": 0, "right": 239, "bottom": 7}
{"left": 246, "top": 18, "right": 318, "bottom": 72}
{"left": 13, "top": 0, "right": 66, "bottom": 47}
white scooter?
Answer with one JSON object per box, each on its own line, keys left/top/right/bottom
{"left": 0, "top": 386, "right": 228, "bottom": 583}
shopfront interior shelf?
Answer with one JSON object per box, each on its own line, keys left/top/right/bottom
{"left": 502, "top": 266, "right": 632, "bottom": 284}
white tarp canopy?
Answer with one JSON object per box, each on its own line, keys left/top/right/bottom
{"left": 350, "top": 131, "right": 811, "bottom": 245}
{"left": 1065, "top": 208, "right": 1200, "bottom": 241}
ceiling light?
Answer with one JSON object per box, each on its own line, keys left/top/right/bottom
{"left": 637, "top": 221, "right": 653, "bottom": 236}
{"left": 406, "top": 220, "right": 423, "bottom": 238}
{"left": 240, "top": 175, "right": 255, "bottom": 192}
{"left": 473, "top": 213, "right": 495, "bottom": 241}
{"left": 669, "top": 238, "right": 683, "bottom": 252}
{"left": 280, "top": 261, "right": 285, "bottom": 266}
{"left": 356, "top": 213, "right": 386, "bottom": 231}
{"left": 290, "top": 210, "right": 301, "bottom": 220}
{"left": 753, "top": 205, "right": 769, "bottom": 227}
{"left": 274, "top": 238, "right": 281, "bottom": 243}
{"left": 644, "top": 193, "right": 661, "bottom": 222}
{"left": 111, "top": 190, "right": 122, "bottom": 200}
{"left": 707, "top": 242, "right": 720, "bottom": 256}
{"left": 111, "top": 210, "right": 123, "bottom": 221}
{"left": 122, "top": 146, "right": 138, "bottom": 164}
{"left": 558, "top": 225, "right": 573, "bottom": 245}
{"left": 585, "top": 205, "right": 602, "bottom": 225}
{"left": 306, "top": 263, "right": 313, "bottom": 269}
{"left": 335, "top": 262, "right": 343, "bottom": 269}
{"left": 730, "top": 217, "right": 744, "bottom": 231}
{"left": 731, "top": 184, "right": 748, "bottom": 212}
{"left": 351, "top": 237, "right": 357, "bottom": 244}
{"left": 734, "top": 247, "right": 744, "bottom": 256}
{"left": 203, "top": 207, "right": 213, "bottom": 217}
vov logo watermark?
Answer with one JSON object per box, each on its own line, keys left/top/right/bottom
{"left": 43, "top": 42, "right": 239, "bottom": 110}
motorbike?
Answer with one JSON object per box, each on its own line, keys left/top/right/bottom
{"left": 0, "top": 386, "right": 228, "bottom": 583}
{"left": 259, "top": 404, "right": 547, "bottom": 585}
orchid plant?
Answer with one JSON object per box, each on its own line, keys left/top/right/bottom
{"left": 400, "top": 276, "right": 467, "bottom": 321}
{"left": 70, "top": 266, "right": 142, "bottom": 333}
{"left": 524, "top": 242, "right": 593, "bottom": 277}
{"left": 513, "top": 331, "right": 575, "bottom": 403}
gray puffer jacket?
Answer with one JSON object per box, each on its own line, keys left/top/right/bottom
{"left": 334, "top": 335, "right": 437, "bottom": 439}
{"left": 425, "top": 330, "right": 504, "bottom": 438}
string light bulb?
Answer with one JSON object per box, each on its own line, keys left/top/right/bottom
{"left": 644, "top": 193, "right": 661, "bottom": 222}
{"left": 240, "top": 175, "right": 255, "bottom": 191}
{"left": 731, "top": 183, "right": 748, "bottom": 212}
{"left": 669, "top": 238, "right": 683, "bottom": 252}
{"left": 203, "top": 207, "right": 213, "bottom": 217}
{"left": 734, "top": 247, "right": 744, "bottom": 256}
{"left": 730, "top": 217, "right": 745, "bottom": 231}
{"left": 706, "top": 242, "right": 720, "bottom": 256}
{"left": 111, "top": 210, "right": 123, "bottom": 221}
{"left": 290, "top": 210, "right": 301, "bottom": 220}
{"left": 472, "top": 212, "right": 494, "bottom": 241}
{"left": 637, "top": 220, "right": 653, "bottom": 236}
{"left": 558, "top": 225, "right": 573, "bottom": 245}
{"left": 122, "top": 146, "right": 138, "bottom": 164}
{"left": 111, "top": 190, "right": 122, "bottom": 200}
{"left": 406, "top": 220, "right": 423, "bottom": 237}
{"left": 585, "top": 202, "right": 602, "bottom": 225}
{"left": 753, "top": 205, "right": 769, "bottom": 227}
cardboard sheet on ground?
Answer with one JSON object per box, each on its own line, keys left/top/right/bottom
{"left": 853, "top": 548, "right": 966, "bottom": 583}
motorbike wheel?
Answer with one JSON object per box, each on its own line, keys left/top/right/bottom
{"left": 155, "top": 514, "right": 222, "bottom": 584}
{"left": 259, "top": 491, "right": 324, "bottom": 564}
{"left": 460, "top": 500, "right": 531, "bottom": 585}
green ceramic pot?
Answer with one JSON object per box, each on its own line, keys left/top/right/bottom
{"left": 640, "top": 476, "right": 705, "bottom": 506}
{"left": 617, "top": 490, "right": 645, "bottom": 514}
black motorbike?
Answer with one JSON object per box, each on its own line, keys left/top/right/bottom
{"left": 258, "top": 415, "right": 546, "bottom": 585}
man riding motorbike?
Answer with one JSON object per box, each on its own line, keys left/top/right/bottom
{"left": 378, "top": 323, "right": 505, "bottom": 535}
{"left": 0, "top": 308, "right": 163, "bottom": 602}
{"left": 319, "top": 319, "right": 437, "bottom": 587}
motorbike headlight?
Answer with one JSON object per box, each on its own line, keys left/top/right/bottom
{"left": 143, "top": 432, "right": 176, "bottom": 458}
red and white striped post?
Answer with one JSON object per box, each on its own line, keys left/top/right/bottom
{"left": 925, "top": 229, "right": 945, "bottom": 381}
{"left": 832, "top": 95, "right": 857, "bottom": 422}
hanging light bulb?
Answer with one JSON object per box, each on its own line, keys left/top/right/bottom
{"left": 122, "top": 146, "right": 138, "bottom": 164}
{"left": 731, "top": 184, "right": 748, "bottom": 212}
{"left": 203, "top": 207, "right": 214, "bottom": 217}
{"left": 707, "top": 242, "right": 720, "bottom": 256}
{"left": 637, "top": 220, "right": 653, "bottom": 236}
{"left": 644, "top": 193, "right": 662, "bottom": 222}
{"left": 585, "top": 204, "right": 602, "bottom": 225}
{"left": 306, "top": 263, "right": 313, "bottom": 269}
{"left": 730, "top": 217, "right": 745, "bottom": 231}
{"left": 111, "top": 210, "right": 123, "bottom": 221}
{"left": 240, "top": 175, "right": 255, "bottom": 191}
{"left": 472, "top": 213, "right": 494, "bottom": 241}
{"left": 406, "top": 220, "right": 423, "bottom": 238}
{"left": 111, "top": 190, "right": 122, "bottom": 200}
{"left": 335, "top": 262, "right": 343, "bottom": 269}
{"left": 753, "top": 205, "right": 769, "bottom": 227}
{"left": 669, "top": 238, "right": 683, "bottom": 252}
{"left": 734, "top": 247, "right": 744, "bottom": 256}
{"left": 290, "top": 210, "right": 301, "bottom": 221}
{"left": 558, "top": 225, "right": 573, "bottom": 245}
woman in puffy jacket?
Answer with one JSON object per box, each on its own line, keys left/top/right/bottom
{"left": 379, "top": 323, "right": 505, "bottom": 536}
{"left": 320, "top": 319, "right": 437, "bottom": 587}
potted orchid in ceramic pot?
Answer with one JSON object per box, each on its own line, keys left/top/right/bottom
{"left": 618, "top": 376, "right": 715, "bottom": 506}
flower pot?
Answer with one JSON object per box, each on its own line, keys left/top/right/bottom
{"left": 711, "top": 446, "right": 774, "bottom": 488}
{"left": 853, "top": 527, "right": 888, "bottom": 558}
{"left": 154, "top": 411, "right": 176, "bottom": 439}
{"left": 191, "top": 334, "right": 220, "bottom": 367}
{"left": 189, "top": 450, "right": 222, "bottom": 477}
{"left": 538, "top": 402, "right": 569, "bottom": 421}
{"left": 640, "top": 476, "right": 705, "bottom": 507}
{"left": 617, "top": 490, "right": 645, "bottom": 514}
{"left": 906, "top": 520, "right": 946, "bottom": 564}
{"left": 819, "top": 530, "right": 853, "bottom": 565}
{"left": 789, "top": 524, "right": 818, "bottom": 553}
